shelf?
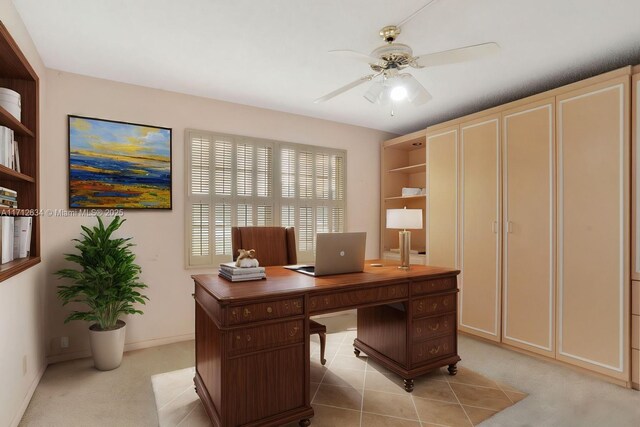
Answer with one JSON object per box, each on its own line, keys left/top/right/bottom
{"left": 0, "top": 105, "right": 33, "bottom": 137}
{"left": 0, "top": 164, "right": 35, "bottom": 182}
{"left": 0, "top": 256, "right": 40, "bottom": 282}
{"left": 387, "top": 163, "right": 426, "bottom": 174}
{"left": 385, "top": 195, "right": 426, "bottom": 201}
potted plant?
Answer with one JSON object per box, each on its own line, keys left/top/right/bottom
{"left": 55, "top": 216, "right": 148, "bottom": 371}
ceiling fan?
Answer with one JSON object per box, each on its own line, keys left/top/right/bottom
{"left": 314, "top": 21, "right": 500, "bottom": 111}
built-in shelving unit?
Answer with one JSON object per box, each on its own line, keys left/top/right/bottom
{"left": 0, "top": 22, "right": 40, "bottom": 282}
{"left": 380, "top": 130, "right": 427, "bottom": 264}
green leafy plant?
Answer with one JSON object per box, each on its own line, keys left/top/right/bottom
{"left": 55, "top": 216, "right": 148, "bottom": 331}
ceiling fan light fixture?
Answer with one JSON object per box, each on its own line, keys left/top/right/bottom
{"left": 390, "top": 85, "right": 408, "bottom": 101}
{"left": 364, "top": 81, "right": 385, "bottom": 104}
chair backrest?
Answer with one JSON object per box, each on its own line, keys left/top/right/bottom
{"left": 231, "top": 227, "right": 297, "bottom": 266}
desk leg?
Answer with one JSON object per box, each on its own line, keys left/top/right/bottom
{"left": 403, "top": 379, "right": 414, "bottom": 392}
{"left": 299, "top": 419, "right": 311, "bottom": 426}
{"left": 448, "top": 363, "right": 458, "bottom": 376}
{"left": 354, "top": 348, "right": 361, "bottom": 357}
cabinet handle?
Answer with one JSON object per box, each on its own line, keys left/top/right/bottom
{"left": 266, "top": 306, "right": 273, "bottom": 314}
{"left": 428, "top": 323, "right": 440, "bottom": 331}
{"left": 506, "top": 221, "right": 513, "bottom": 233}
{"left": 491, "top": 221, "right": 498, "bottom": 233}
{"left": 243, "top": 308, "right": 251, "bottom": 318}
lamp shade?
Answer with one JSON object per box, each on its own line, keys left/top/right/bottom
{"left": 386, "top": 208, "right": 423, "bottom": 229}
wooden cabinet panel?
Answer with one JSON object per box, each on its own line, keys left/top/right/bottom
{"left": 556, "top": 76, "right": 630, "bottom": 379}
{"left": 501, "top": 99, "right": 555, "bottom": 356}
{"left": 427, "top": 126, "right": 458, "bottom": 268}
{"left": 633, "top": 73, "right": 640, "bottom": 280}
{"left": 227, "top": 320, "right": 303, "bottom": 356}
{"left": 633, "top": 281, "right": 640, "bottom": 315}
{"left": 633, "top": 349, "right": 639, "bottom": 389}
{"left": 309, "top": 283, "right": 408, "bottom": 313}
{"left": 412, "top": 277, "right": 456, "bottom": 295}
{"left": 412, "top": 293, "right": 456, "bottom": 318}
{"left": 459, "top": 115, "right": 501, "bottom": 342}
{"left": 413, "top": 313, "right": 456, "bottom": 342}
{"left": 411, "top": 335, "right": 455, "bottom": 364}
{"left": 226, "top": 298, "right": 303, "bottom": 325}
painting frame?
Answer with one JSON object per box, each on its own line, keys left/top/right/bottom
{"left": 68, "top": 115, "right": 172, "bottom": 210}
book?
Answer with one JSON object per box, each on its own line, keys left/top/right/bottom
{"left": 0, "top": 186, "right": 17, "bottom": 197}
{"left": 218, "top": 271, "right": 266, "bottom": 282}
{"left": 219, "top": 262, "right": 265, "bottom": 275}
{"left": 13, "top": 217, "right": 31, "bottom": 258}
{"left": 1, "top": 216, "right": 14, "bottom": 263}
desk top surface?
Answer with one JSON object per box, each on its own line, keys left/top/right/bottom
{"left": 193, "top": 260, "right": 459, "bottom": 302}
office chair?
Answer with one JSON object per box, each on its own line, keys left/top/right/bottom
{"left": 231, "top": 226, "right": 327, "bottom": 365}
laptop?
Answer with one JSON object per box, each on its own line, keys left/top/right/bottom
{"left": 285, "top": 232, "right": 366, "bottom": 276}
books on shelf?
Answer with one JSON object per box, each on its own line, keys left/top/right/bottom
{"left": 0, "top": 126, "right": 20, "bottom": 172}
{"left": 0, "top": 185, "right": 17, "bottom": 209}
{"left": 218, "top": 262, "right": 266, "bottom": 282}
{"left": 0, "top": 216, "right": 32, "bottom": 264}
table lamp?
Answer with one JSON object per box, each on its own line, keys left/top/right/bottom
{"left": 386, "top": 208, "right": 423, "bottom": 270}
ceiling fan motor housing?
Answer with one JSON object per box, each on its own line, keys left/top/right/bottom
{"left": 370, "top": 43, "right": 414, "bottom": 72}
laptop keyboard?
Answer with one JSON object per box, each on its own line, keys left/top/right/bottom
{"left": 298, "top": 266, "right": 315, "bottom": 273}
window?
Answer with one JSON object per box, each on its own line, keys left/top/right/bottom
{"left": 186, "top": 131, "right": 346, "bottom": 267}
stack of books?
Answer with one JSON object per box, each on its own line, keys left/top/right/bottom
{"left": 0, "top": 126, "right": 20, "bottom": 172}
{"left": 0, "top": 216, "right": 32, "bottom": 263}
{"left": 0, "top": 186, "right": 17, "bottom": 209}
{"left": 218, "top": 262, "right": 266, "bottom": 282}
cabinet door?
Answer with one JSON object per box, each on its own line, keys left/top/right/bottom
{"left": 501, "top": 99, "right": 555, "bottom": 356}
{"left": 633, "top": 73, "right": 640, "bottom": 280}
{"left": 556, "top": 76, "right": 630, "bottom": 380}
{"left": 427, "top": 126, "right": 458, "bottom": 268}
{"left": 459, "top": 115, "right": 501, "bottom": 342}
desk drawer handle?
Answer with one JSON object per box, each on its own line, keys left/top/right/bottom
{"left": 266, "top": 306, "right": 273, "bottom": 314}
{"left": 246, "top": 335, "right": 252, "bottom": 342}
{"left": 428, "top": 323, "right": 440, "bottom": 331}
{"left": 417, "top": 302, "right": 423, "bottom": 311}
{"left": 289, "top": 326, "right": 299, "bottom": 337}
{"left": 323, "top": 297, "right": 330, "bottom": 305}
{"left": 243, "top": 308, "right": 251, "bottom": 318}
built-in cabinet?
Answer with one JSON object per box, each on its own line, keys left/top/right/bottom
{"left": 501, "top": 98, "right": 555, "bottom": 357}
{"left": 380, "top": 131, "right": 427, "bottom": 265}
{"left": 458, "top": 115, "right": 501, "bottom": 342}
{"left": 631, "top": 68, "right": 640, "bottom": 389}
{"left": 0, "top": 22, "right": 40, "bottom": 282}
{"left": 382, "top": 66, "right": 636, "bottom": 385}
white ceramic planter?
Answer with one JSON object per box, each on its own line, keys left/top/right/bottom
{"left": 89, "top": 320, "right": 126, "bottom": 371}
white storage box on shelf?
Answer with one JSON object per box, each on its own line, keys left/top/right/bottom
{"left": 0, "top": 87, "right": 21, "bottom": 121}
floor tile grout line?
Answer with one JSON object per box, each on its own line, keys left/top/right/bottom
{"left": 409, "top": 390, "right": 423, "bottom": 425}
{"left": 157, "top": 384, "right": 194, "bottom": 411}
{"left": 445, "top": 378, "right": 475, "bottom": 427}
{"left": 492, "top": 381, "right": 515, "bottom": 404}
{"left": 359, "top": 351, "right": 368, "bottom": 427}
{"left": 174, "top": 400, "right": 201, "bottom": 427}
{"left": 359, "top": 408, "right": 421, "bottom": 423}
{"left": 448, "top": 380, "right": 505, "bottom": 391}
{"left": 312, "top": 332, "right": 349, "bottom": 403}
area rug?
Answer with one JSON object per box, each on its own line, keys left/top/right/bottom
{"left": 152, "top": 335, "right": 527, "bottom": 426}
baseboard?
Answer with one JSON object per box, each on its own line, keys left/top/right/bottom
{"left": 10, "top": 361, "right": 47, "bottom": 427}
{"left": 46, "top": 333, "right": 195, "bottom": 365}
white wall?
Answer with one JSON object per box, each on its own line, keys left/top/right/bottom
{"left": 42, "top": 70, "right": 392, "bottom": 362}
{"left": 0, "top": 1, "right": 47, "bottom": 426}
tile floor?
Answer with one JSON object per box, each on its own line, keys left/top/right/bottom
{"left": 153, "top": 330, "right": 527, "bottom": 427}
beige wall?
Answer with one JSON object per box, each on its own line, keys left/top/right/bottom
{"left": 0, "top": 1, "right": 48, "bottom": 426}
{"left": 42, "top": 70, "right": 391, "bottom": 362}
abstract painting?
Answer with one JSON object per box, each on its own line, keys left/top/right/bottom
{"left": 68, "top": 115, "right": 172, "bottom": 209}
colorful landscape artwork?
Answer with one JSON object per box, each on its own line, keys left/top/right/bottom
{"left": 68, "top": 116, "right": 172, "bottom": 209}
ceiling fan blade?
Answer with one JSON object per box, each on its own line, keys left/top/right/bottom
{"left": 401, "top": 74, "right": 432, "bottom": 105}
{"left": 314, "top": 74, "right": 376, "bottom": 103}
{"left": 412, "top": 42, "right": 500, "bottom": 68}
{"left": 329, "top": 50, "right": 381, "bottom": 64}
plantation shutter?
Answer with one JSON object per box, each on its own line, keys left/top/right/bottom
{"left": 186, "top": 131, "right": 346, "bottom": 267}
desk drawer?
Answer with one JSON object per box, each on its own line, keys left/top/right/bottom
{"left": 412, "top": 277, "right": 456, "bottom": 296}
{"left": 226, "top": 298, "right": 304, "bottom": 325}
{"left": 411, "top": 335, "right": 455, "bottom": 365}
{"left": 227, "top": 320, "right": 303, "bottom": 355}
{"left": 412, "top": 293, "right": 455, "bottom": 318}
{"left": 413, "top": 313, "right": 455, "bottom": 342}
{"left": 309, "top": 284, "right": 408, "bottom": 313}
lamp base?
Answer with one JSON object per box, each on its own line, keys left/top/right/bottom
{"left": 398, "top": 230, "right": 411, "bottom": 270}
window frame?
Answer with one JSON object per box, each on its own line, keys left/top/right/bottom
{"left": 185, "top": 129, "right": 347, "bottom": 268}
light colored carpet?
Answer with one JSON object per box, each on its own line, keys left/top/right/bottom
{"left": 152, "top": 330, "right": 527, "bottom": 427}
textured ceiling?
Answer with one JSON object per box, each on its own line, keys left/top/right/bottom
{"left": 12, "top": 0, "right": 640, "bottom": 135}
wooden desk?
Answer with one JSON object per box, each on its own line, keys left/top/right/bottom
{"left": 193, "top": 261, "right": 460, "bottom": 427}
